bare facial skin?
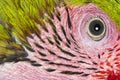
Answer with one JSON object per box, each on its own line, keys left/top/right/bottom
{"left": 0, "top": 4, "right": 120, "bottom": 80}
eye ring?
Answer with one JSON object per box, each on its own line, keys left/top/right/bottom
{"left": 87, "top": 18, "right": 106, "bottom": 41}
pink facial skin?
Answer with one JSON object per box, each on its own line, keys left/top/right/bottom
{"left": 0, "top": 3, "right": 120, "bottom": 80}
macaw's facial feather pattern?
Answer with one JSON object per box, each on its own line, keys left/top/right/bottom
{"left": 65, "top": 0, "right": 120, "bottom": 30}
{"left": 0, "top": 0, "right": 120, "bottom": 80}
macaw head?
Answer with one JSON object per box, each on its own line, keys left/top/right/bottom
{"left": 0, "top": 0, "right": 120, "bottom": 80}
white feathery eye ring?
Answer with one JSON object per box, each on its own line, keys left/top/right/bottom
{"left": 87, "top": 18, "right": 106, "bottom": 41}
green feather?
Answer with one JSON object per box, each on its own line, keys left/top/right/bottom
{"left": 0, "top": 0, "right": 59, "bottom": 63}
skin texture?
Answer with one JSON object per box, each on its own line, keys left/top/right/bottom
{"left": 0, "top": 3, "right": 120, "bottom": 80}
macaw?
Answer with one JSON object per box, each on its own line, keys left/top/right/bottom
{"left": 0, "top": 0, "right": 120, "bottom": 80}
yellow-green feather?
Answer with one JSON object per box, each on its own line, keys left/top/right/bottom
{"left": 0, "top": 0, "right": 59, "bottom": 50}
{"left": 0, "top": 0, "right": 59, "bottom": 62}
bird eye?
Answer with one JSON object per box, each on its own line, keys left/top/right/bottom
{"left": 87, "top": 18, "right": 106, "bottom": 41}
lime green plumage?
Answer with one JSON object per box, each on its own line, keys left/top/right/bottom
{"left": 0, "top": 0, "right": 120, "bottom": 63}
{"left": 0, "top": 0, "right": 59, "bottom": 62}
{"left": 0, "top": 0, "right": 58, "bottom": 46}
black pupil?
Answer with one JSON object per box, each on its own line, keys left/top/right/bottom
{"left": 89, "top": 20, "right": 104, "bottom": 36}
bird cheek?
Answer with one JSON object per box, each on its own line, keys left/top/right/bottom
{"left": 70, "top": 3, "right": 119, "bottom": 52}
